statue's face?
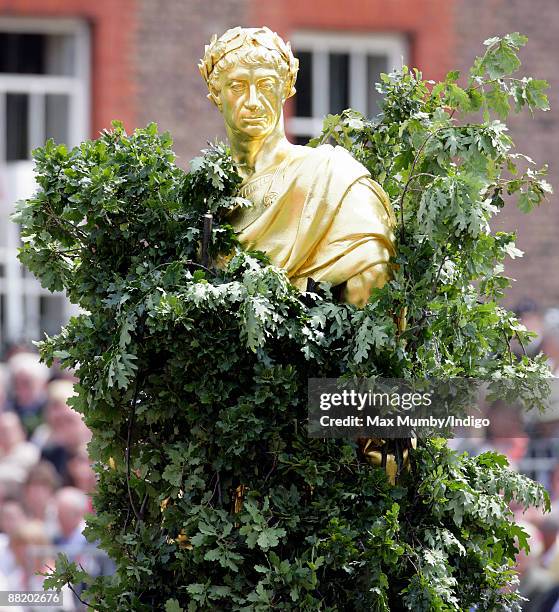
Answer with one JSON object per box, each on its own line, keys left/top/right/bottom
{"left": 215, "top": 62, "right": 285, "bottom": 140}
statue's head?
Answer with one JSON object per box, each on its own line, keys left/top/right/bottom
{"left": 199, "top": 27, "right": 299, "bottom": 140}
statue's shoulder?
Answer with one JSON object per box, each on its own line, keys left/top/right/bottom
{"left": 293, "top": 144, "right": 391, "bottom": 215}
{"left": 291, "top": 143, "right": 370, "bottom": 180}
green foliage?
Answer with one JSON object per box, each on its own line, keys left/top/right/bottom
{"left": 18, "top": 35, "right": 552, "bottom": 610}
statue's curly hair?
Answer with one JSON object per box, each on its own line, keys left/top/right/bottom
{"left": 199, "top": 27, "right": 299, "bottom": 103}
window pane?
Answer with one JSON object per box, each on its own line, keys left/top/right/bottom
{"left": 40, "top": 294, "right": 65, "bottom": 337}
{"left": 367, "top": 55, "right": 388, "bottom": 117}
{"left": 294, "top": 51, "right": 312, "bottom": 117}
{"left": 45, "top": 94, "right": 70, "bottom": 144}
{"left": 0, "top": 33, "right": 45, "bottom": 74}
{"left": 46, "top": 34, "right": 75, "bottom": 76}
{"left": 6, "top": 93, "right": 29, "bottom": 161}
{"left": 329, "top": 53, "right": 349, "bottom": 114}
{"left": 0, "top": 32, "right": 75, "bottom": 75}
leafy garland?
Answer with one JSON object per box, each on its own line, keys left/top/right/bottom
{"left": 15, "top": 34, "right": 552, "bottom": 610}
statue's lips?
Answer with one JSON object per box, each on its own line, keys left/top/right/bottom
{"left": 243, "top": 116, "right": 267, "bottom": 123}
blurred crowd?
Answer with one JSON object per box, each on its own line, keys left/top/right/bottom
{"left": 0, "top": 348, "right": 110, "bottom": 611}
{"left": 450, "top": 301, "right": 559, "bottom": 611}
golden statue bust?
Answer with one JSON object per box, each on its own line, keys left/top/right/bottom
{"left": 199, "top": 26, "right": 396, "bottom": 308}
{"left": 200, "top": 27, "right": 409, "bottom": 482}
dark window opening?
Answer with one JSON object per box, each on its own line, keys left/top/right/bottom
{"left": 294, "top": 51, "right": 312, "bottom": 117}
{"left": 0, "top": 33, "right": 46, "bottom": 74}
{"left": 328, "top": 53, "right": 349, "bottom": 114}
{"left": 367, "top": 55, "right": 389, "bottom": 117}
{"left": 40, "top": 295, "right": 65, "bottom": 338}
{"left": 6, "top": 93, "right": 29, "bottom": 161}
{"left": 0, "top": 32, "right": 75, "bottom": 75}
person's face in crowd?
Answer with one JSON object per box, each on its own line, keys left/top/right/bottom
{"left": 47, "top": 401, "right": 91, "bottom": 450}
{"left": 45, "top": 398, "right": 66, "bottom": 428}
{"left": 56, "top": 495, "right": 87, "bottom": 537}
{"left": 0, "top": 413, "right": 25, "bottom": 453}
{"left": 0, "top": 500, "right": 26, "bottom": 535}
{"left": 24, "top": 483, "right": 53, "bottom": 519}
{"left": 67, "top": 452, "right": 96, "bottom": 494}
{"left": 522, "top": 311, "right": 544, "bottom": 339}
{"left": 516, "top": 547, "right": 531, "bottom": 576}
{"left": 9, "top": 533, "right": 27, "bottom": 567}
{"left": 487, "top": 405, "right": 524, "bottom": 439}
{"left": 9, "top": 522, "right": 50, "bottom": 574}
{"left": 540, "top": 521, "right": 559, "bottom": 552}
{"left": 513, "top": 518, "right": 544, "bottom": 576}
{"left": 13, "top": 371, "right": 45, "bottom": 408}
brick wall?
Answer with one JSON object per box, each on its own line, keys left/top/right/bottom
{"left": 454, "top": 0, "right": 559, "bottom": 307}
{"left": 135, "top": 0, "right": 248, "bottom": 167}
{"left": 0, "top": 0, "right": 138, "bottom": 135}
{"left": 253, "top": 0, "right": 455, "bottom": 82}
{"left": 132, "top": 0, "right": 454, "bottom": 164}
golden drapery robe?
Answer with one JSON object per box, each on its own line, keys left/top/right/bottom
{"left": 228, "top": 144, "right": 396, "bottom": 307}
{"left": 228, "top": 143, "right": 410, "bottom": 483}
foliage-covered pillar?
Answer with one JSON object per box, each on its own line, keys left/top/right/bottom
{"left": 17, "top": 34, "right": 552, "bottom": 611}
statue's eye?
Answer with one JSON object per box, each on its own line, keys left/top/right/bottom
{"left": 229, "top": 82, "right": 245, "bottom": 93}
{"left": 259, "top": 80, "right": 274, "bottom": 90}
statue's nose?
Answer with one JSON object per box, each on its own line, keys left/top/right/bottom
{"left": 245, "top": 85, "right": 262, "bottom": 110}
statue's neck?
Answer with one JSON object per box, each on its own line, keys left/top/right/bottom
{"left": 227, "top": 122, "right": 293, "bottom": 181}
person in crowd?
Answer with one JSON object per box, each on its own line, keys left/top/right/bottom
{"left": 66, "top": 444, "right": 96, "bottom": 503}
{"left": 37, "top": 380, "right": 91, "bottom": 480}
{"left": 549, "top": 462, "right": 559, "bottom": 507}
{"left": 539, "top": 515, "right": 559, "bottom": 569}
{"left": 0, "top": 496, "right": 26, "bottom": 534}
{"left": 541, "top": 308, "right": 559, "bottom": 376}
{"left": 55, "top": 486, "right": 103, "bottom": 607}
{"left": 484, "top": 401, "right": 528, "bottom": 467}
{"left": 0, "top": 354, "right": 112, "bottom": 602}
{"left": 516, "top": 520, "right": 551, "bottom": 611}
{"left": 522, "top": 399, "right": 559, "bottom": 491}
{"left": 520, "top": 345, "right": 559, "bottom": 490}
{"left": 0, "top": 571, "right": 23, "bottom": 612}
{"left": 531, "top": 583, "right": 559, "bottom": 612}
{"left": 449, "top": 399, "right": 528, "bottom": 468}
{"left": 5, "top": 519, "right": 50, "bottom": 589}
{"left": 7, "top": 352, "right": 50, "bottom": 434}
{"left": 0, "top": 364, "right": 9, "bottom": 414}
{"left": 31, "top": 380, "right": 75, "bottom": 449}
{"left": 0, "top": 497, "right": 26, "bottom": 578}
{"left": 54, "top": 486, "right": 89, "bottom": 558}
{"left": 0, "top": 412, "right": 39, "bottom": 492}
{"left": 4, "top": 518, "right": 74, "bottom": 611}
{"left": 22, "top": 461, "right": 60, "bottom": 539}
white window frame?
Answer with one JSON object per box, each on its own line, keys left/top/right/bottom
{"left": 288, "top": 31, "right": 408, "bottom": 139}
{"left": 0, "top": 17, "right": 90, "bottom": 345}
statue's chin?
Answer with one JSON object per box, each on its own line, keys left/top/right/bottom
{"left": 239, "top": 119, "right": 271, "bottom": 138}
